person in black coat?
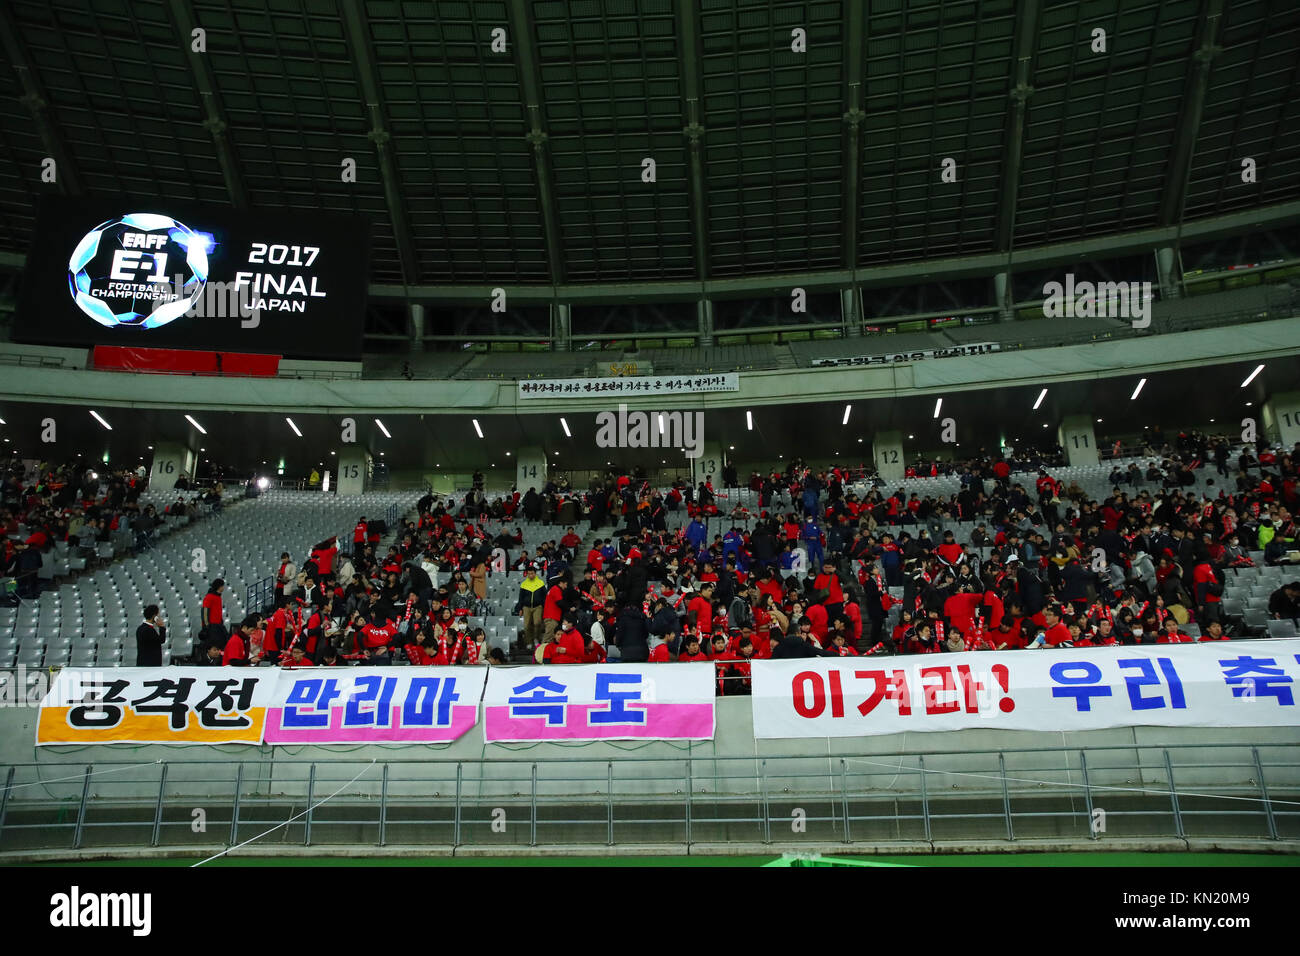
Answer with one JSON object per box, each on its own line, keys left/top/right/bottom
{"left": 136, "top": 604, "right": 167, "bottom": 667}
{"left": 614, "top": 604, "right": 650, "bottom": 663}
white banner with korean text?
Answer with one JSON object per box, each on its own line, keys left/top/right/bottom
{"left": 517, "top": 373, "right": 739, "bottom": 400}
{"left": 482, "top": 663, "right": 716, "bottom": 742}
{"left": 750, "top": 640, "right": 1300, "bottom": 738}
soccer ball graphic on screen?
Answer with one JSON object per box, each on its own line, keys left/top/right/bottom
{"left": 67, "top": 213, "right": 210, "bottom": 329}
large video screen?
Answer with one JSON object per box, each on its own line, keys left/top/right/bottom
{"left": 15, "top": 197, "right": 371, "bottom": 360}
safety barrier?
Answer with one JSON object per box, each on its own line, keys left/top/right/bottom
{"left": 1, "top": 742, "right": 1295, "bottom": 854}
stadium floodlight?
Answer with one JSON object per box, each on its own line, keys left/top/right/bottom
{"left": 185, "top": 414, "right": 207, "bottom": 434}
{"left": 560, "top": 417, "right": 571, "bottom": 437}
{"left": 472, "top": 419, "right": 484, "bottom": 439}
{"left": 1033, "top": 388, "right": 1047, "bottom": 410}
{"left": 745, "top": 410, "right": 753, "bottom": 430}
{"left": 374, "top": 418, "right": 391, "bottom": 438}
{"left": 89, "top": 410, "right": 112, "bottom": 431}
{"left": 286, "top": 417, "right": 302, "bottom": 437}
{"left": 1240, "top": 364, "right": 1264, "bottom": 388}
{"left": 842, "top": 404, "right": 851, "bottom": 426}
{"left": 1129, "top": 378, "right": 1146, "bottom": 401}
{"left": 933, "top": 398, "right": 942, "bottom": 418}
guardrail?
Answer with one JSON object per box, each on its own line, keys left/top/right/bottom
{"left": 1, "top": 742, "right": 1294, "bottom": 853}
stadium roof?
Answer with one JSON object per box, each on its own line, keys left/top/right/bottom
{"left": 1, "top": 0, "right": 1298, "bottom": 302}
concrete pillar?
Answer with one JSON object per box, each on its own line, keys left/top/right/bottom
{"left": 994, "top": 272, "right": 1014, "bottom": 323}
{"left": 515, "top": 445, "right": 547, "bottom": 494}
{"left": 410, "top": 303, "right": 426, "bottom": 352}
{"left": 692, "top": 441, "right": 723, "bottom": 489}
{"left": 1156, "top": 246, "right": 1181, "bottom": 301}
{"left": 1058, "top": 414, "right": 1099, "bottom": 467}
{"left": 873, "top": 430, "right": 905, "bottom": 481}
{"left": 1262, "top": 391, "right": 1300, "bottom": 449}
{"left": 698, "top": 299, "right": 714, "bottom": 348}
{"left": 337, "top": 448, "right": 370, "bottom": 495}
{"left": 841, "top": 286, "right": 863, "bottom": 337}
{"left": 149, "top": 442, "right": 196, "bottom": 490}
{"left": 552, "top": 302, "right": 571, "bottom": 351}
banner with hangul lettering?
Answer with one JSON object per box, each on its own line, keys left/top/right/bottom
{"left": 482, "top": 663, "right": 716, "bottom": 742}
{"left": 751, "top": 640, "right": 1300, "bottom": 738}
{"left": 263, "top": 668, "right": 486, "bottom": 745}
{"left": 517, "top": 373, "right": 739, "bottom": 400}
{"left": 36, "top": 667, "right": 277, "bottom": 745}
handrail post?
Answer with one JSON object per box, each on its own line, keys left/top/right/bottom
{"left": 530, "top": 763, "right": 538, "bottom": 848}
{"left": 72, "top": 765, "right": 92, "bottom": 849}
{"left": 379, "top": 763, "right": 389, "bottom": 847}
{"left": 998, "top": 752, "right": 1014, "bottom": 841}
{"left": 230, "top": 764, "right": 244, "bottom": 846}
{"left": 454, "top": 763, "right": 463, "bottom": 848}
{"left": 1080, "top": 751, "right": 1097, "bottom": 840}
{"left": 304, "top": 764, "right": 316, "bottom": 846}
{"left": 918, "top": 755, "right": 931, "bottom": 844}
{"left": 1252, "top": 747, "right": 1278, "bottom": 841}
{"left": 1163, "top": 749, "right": 1184, "bottom": 839}
{"left": 151, "top": 763, "right": 168, "bottom": 847}
{"left": 606, "top": 761, "right": 615, "bottom": 847}
{"left": 839, "top": 759, "right": 852, "bottom": 844}
{"left": 760, "top": 758, "right": 770, "bottom": 845}
{"left": 685, "top": 758, "right": 693, "bottom": 848}
{"left": 0, "top": 766, "right": 15, "bottom": 842}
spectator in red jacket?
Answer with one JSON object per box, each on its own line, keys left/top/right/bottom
{"left": 551, "top": 615, "right": 586, "bottom": 664}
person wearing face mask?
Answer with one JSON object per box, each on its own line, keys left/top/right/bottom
{"left": 551, "top": 612, "right": 586, "bottom": 664}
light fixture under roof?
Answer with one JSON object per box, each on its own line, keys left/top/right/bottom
{"left": 745, "top": 411, "right": 753, "bottom": 430}
{"left": 1033, "top": 388, "right": 1047, "bottom": 410}
{"left": 472, "top": 419, "right": 484, "bottom": 439}
{"left": 1130, "top": 378, "right": 1146, "bottom": 401}
{"left": 375, "top": 418, "right": 391, "bottom": 438}
{"left": 933, "top": 398, "right": 942, "bottom": 419}
{"left": 842, "top": 404, "right": 851, "bottom": 426}
{"left": 185, "top": 414, "right": 207, "bottom": 434}
{"left": 286, "top": 417, "right": 302, "bottom": 437}
{"left": 560, "top": 417, "right": 571, "bottom": 437}
{"left": 89, "top": 410, "right": 112, "bottom": 431}
{"left": 1240, "top": 364, "right": 1264, "bottom": 388}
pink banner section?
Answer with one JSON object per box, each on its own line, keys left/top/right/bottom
{"left": 263, "top": 703, "right": 479, "bottom": 744}
{"left": 484, "top": 703, "right": 715, "bottom": 742}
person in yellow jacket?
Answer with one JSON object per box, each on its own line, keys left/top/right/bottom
{"left": 512, "top": 564, "right": 547, "bottom": 649}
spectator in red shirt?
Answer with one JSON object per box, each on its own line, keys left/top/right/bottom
{"left": 1027, "top": 605, "right": 1070, "bottom": 647}
{"left": 551, "top": 615, "right": 586, "bottom": 663}
{"left": 361, "top": 615, "right": 399, "bottom": 664}
{"left": 201, "top": 579, "right": 226, "bottom": 642}
{"left": 542, "top": 571, "right": 570, "bottom": 643}
{"left": 677, "top": 635, "right": 709, "bottom": 662}
{"left": 284, "top": 645, "right": 315, "bottom": 668}
{"left": 687, "top": 583, "right": 715, "bottom": 639}
{"left": 1157, "top": 618, "right": 1193, "bottom": 644}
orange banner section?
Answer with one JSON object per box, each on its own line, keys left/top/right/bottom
{"left": 37, "top": 707, "right": 267, "bottom": 745}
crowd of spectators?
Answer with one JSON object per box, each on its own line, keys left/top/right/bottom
{"left": 183, "top": 431, "right": 1299, "bottom": 698}
{"left": 1, "top": 455, "right": 218, "bottom": 602}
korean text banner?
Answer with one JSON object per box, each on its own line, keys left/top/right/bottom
{"left": 483, "top": 663, "right": 715, "bottom": 743}
{"left": 37, "top": 668, "right": 277, "bottom": 745}
{"left": 517, "top": 374, "right": 738, "bottom": 400}
{"left": 750, "top": 640, "right": 1300, "bottom": 739}
{"left": 263, "top": 668, "right": 486, "bottom": 745}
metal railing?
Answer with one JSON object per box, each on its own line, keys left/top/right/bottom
{"left": 1, "top": 742, "right": 1295, "bottom": 854}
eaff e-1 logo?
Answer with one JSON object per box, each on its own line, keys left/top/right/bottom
{"left": 67, "top": 212, "right": 211, "bottom": 330}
